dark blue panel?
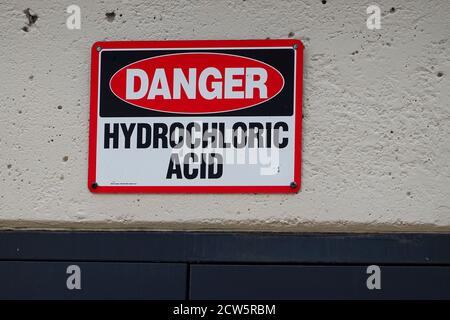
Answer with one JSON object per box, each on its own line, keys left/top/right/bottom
{"left": 1, "top": 231, "right": 449, "bottom": 264}
{"left": 0, "top": 262, "right": 186, "bottom": 300}
{"left": 190, "top": 265, "right": 450, "bottom": 300}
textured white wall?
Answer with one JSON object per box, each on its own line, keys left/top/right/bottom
{"left": 0, "top": 0, "right": 449, "bottom": 231}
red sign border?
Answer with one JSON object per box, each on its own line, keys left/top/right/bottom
{"left": 88, "top": 39, "right": 303, "bottom": 193}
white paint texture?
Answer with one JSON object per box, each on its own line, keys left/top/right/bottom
{"left": 0, "top": 0, "right": 449, "bottom": 232}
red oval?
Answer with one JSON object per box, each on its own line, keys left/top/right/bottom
{"left": 109, "top": 53, "right": 284, "bottom": 114}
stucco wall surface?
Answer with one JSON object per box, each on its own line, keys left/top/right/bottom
{"left": 0, "top": 0, "right": 449, "bottom": 232}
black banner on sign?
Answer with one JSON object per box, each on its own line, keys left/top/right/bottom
{"left": 99, "top": 49, "right": 295, "bottom": 117}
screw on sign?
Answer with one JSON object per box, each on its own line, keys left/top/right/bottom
{"left": 89, "top": 40, "right": 303, "bottom": 193}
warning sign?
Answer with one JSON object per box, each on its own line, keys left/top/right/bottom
{"left": 88, "top": 40, "right": 303, "bottom": 193}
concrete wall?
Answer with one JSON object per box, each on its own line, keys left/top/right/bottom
{"left": 1, "top": 0, "right": 449, "bottom": 232}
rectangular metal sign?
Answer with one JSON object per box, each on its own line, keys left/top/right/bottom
{"left": 88, "top": 40, "right": 303, "bottom": 193}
